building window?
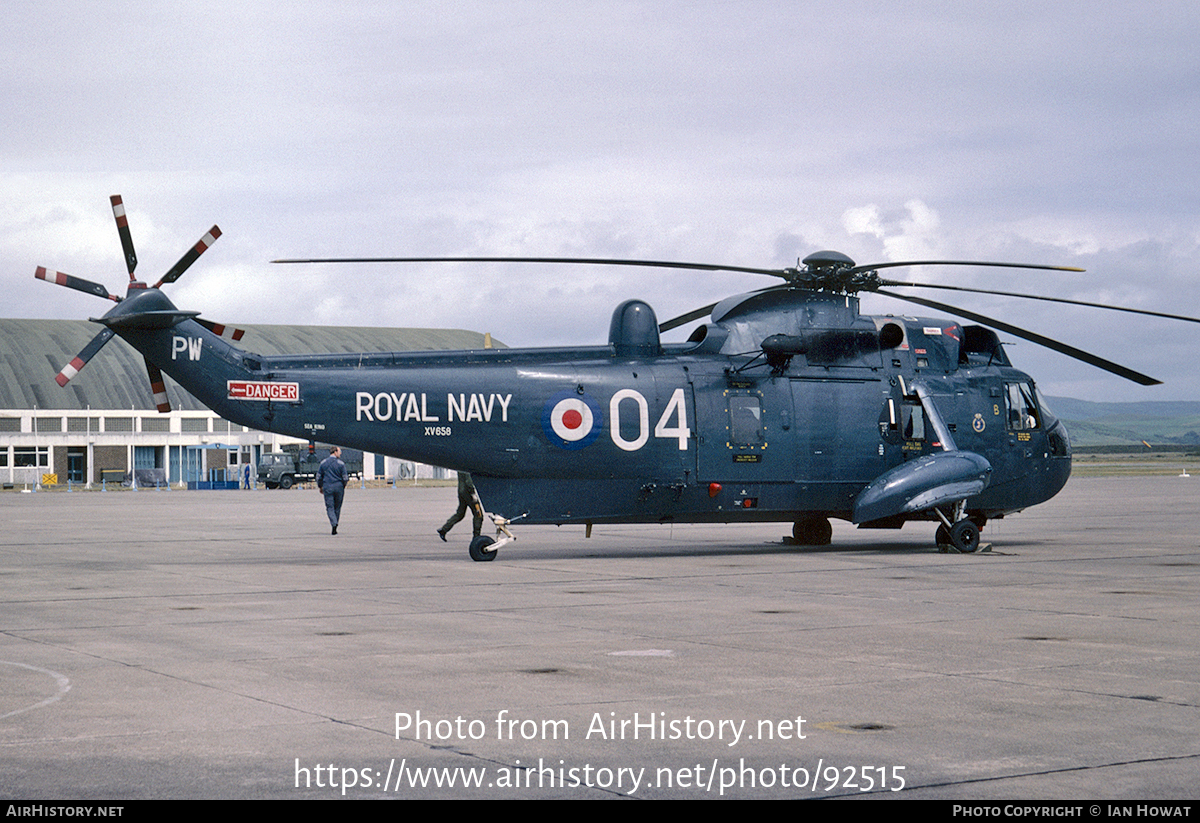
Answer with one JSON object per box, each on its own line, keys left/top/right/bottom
{"left": 105, "top": 417, "right": 133, "bottom": 432}
{"left": 216, "top": 418, "right": 245, "bottom": 434}
{"left": 67, "top": 417, "right": 99, "bottom": 433}
{"left": 134, "top": 446, "right": 163, "bottom": 469}
{"left": 35, "top": 417, "right": 63, "bottom": 433}
{"left": 0, "top": 418, "right": 21, "bottom": 432}
{"left": 14, "top": 447, "right": 49, "bottom": 468}
{"left": 181, "top": 418, "right": 210, "bottom": 432}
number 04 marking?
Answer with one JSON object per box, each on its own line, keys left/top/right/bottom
{"left": 609, "top": 387, "right": 691, "bottom": 452}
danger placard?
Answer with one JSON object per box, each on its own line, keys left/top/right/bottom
{"left": 227, "top": 381, "right": 300, "bottom": 401}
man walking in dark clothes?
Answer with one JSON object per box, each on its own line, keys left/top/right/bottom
{"left": 438, "top": 471, "right": 483, "bottom": 541}
{"left": 317, "top": 446, "right": 349, "bottom": 535}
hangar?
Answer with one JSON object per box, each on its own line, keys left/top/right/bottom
{"left": 0, "top": 319, "right": 494, "bottom": 488}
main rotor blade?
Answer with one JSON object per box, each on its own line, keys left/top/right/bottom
{"left": 144, "top": 358, "right": 171, "bottom": 413}
{"left": 35, "top": 267, "right": 120, "bottom": 302}
{"left": 876, "top": 289, "right": 1161, "bottom": 385}
{"left": 54, "top": 328, "right": 115, "bottom": 387}
{"left": 878, "top": 279, "right": 1200, "bottom": 325}
{"left": 271, "top": 256, "right": 787, "bottom": 278}
{"left": 110, "top": 195, "right": 138, "bottom": 278}
{"left": 659, "top": 302, "right": 720, "bottom": 332}
{"left": 154, "top": 226, "right": 222, "bottom": 288}
{"left": 851, "top": 260, "right": 1085, "bottom": 275}
{"left": 659, "top": 284, "right": 791, "bottom": 333}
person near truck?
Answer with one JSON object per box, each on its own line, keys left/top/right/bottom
{"left": 317, "top": 447, "right": 349, "bottom": 535}
{"left": 438, "top": 471, "right": 483, "bottom": 541}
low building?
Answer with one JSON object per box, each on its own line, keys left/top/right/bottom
{"left": 0, "top": 319, "right": 494, "bottom": 488}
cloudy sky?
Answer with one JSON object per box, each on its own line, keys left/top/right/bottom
{"left": 5, "top": 1, "right": 1199, "bottom": 402}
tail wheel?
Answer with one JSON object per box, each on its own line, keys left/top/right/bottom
{"left": 469, "top": 535, "right": 497, "bottom": 562}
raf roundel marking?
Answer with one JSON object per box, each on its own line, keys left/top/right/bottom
{"left": 542, "top": 390, "right": 603, "bottom": 450}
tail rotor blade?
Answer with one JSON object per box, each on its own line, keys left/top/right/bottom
{"left": 154, "top": 226, "right": 221, "bottom": 288}
{"left": 109, "top": 195, "right": 138, "bottom": 278}
{"left": 55, "top": 328, "right": 115, "bottom": 387}
{"left": 35, "top": 267, "right": 120, "bottom": 302}
{"left": 196, "top": 318, "right": 245, "bottom": 342}
{"left": 144, "top": 358, "right": 171, "bottom": 412}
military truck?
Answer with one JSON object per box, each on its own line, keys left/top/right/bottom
{"left": 257, "top": 444, "right": 363, "bottom": 489}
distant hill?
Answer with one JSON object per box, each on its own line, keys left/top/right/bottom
{"left": 1044, "top": 396, "right": 1200, "bottom": 446}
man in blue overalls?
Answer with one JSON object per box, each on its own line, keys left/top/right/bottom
{"left": 317, "top": 447, "right": 349, "bottom": 535}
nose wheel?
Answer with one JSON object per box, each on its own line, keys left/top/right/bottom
{"left": 934, "top": 505, "right": 985, "bottom": 553}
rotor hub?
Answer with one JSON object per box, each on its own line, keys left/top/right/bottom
{"left": 780, "top": 250, "right": 881, "bottom": 293}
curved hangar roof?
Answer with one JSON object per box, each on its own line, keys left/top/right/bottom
{"left": 0, "top": 319, "right": 500, "bottom": 412}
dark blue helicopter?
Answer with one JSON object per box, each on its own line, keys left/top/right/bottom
{"left": 36, "top": 196, "right": 1200, "bottom": 560}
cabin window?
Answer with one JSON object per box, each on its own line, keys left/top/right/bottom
{"left": 903, "top": 403, "right": 925, "bottom": 441}
{"left": 1006, "top": 382, "right": 1040, "bottom": 431}
{"left": 727, "top": 393, "right": 765, "bottom": 449}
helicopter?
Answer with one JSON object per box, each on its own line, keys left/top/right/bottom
{"left": 35, "top": 196, "right": 1200, "bottom": 560}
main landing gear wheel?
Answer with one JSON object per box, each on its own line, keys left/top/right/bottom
{"left": 469, "top": 535, "right": 497, "bottom": 562}
{"left": 949, "top": 519, "right": 981, "bottom": 553}
{"left": 792, "top": 517, "right": 832, "bottom": 545}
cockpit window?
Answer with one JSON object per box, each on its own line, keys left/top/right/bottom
{"left": 1034, "top": 385, "right": 1058, "bottom": 428}
{"left": 1006, "top": 382, "right": 1040, "bottom": 431}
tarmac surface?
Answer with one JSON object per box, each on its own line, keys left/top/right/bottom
{"left": 1, "top": 476, "right": 1197, "bottom": 800}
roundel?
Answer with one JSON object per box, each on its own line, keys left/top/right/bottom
{"left": 542, "top": 390, "right": 603, "bottom": 450}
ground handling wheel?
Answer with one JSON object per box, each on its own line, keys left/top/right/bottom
{"left": 469, "top": 535, "right": 498, "bottom": 562}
